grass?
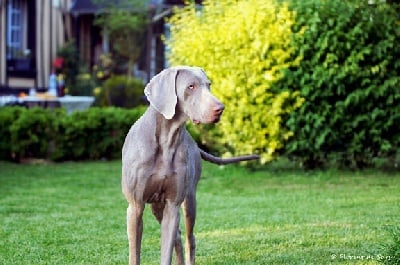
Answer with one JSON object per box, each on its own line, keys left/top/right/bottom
{"left": 0, "top": 160, "right": 399, "bottom": 265}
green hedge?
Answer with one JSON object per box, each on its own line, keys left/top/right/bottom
{"left": 0, "top": 107, "right": 26, "bottom": 161}
{"left": 10, "top": 108, "right": 61, "bottom": 161}
{"left": 275, "top": 0, "right": 400, "bottom": 168}
{"left": 0, "top": 106, "right": 146, "bottom": 162}
{"left": 94, "top": 75, "right": 145, "bottom": 108}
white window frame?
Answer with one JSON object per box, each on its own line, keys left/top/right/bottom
{"left": 6, "top": 0, "right": 27, "bottom": 59}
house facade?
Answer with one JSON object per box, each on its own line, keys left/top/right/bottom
{"left": 0, "top": 0, "right": 200, "bottom": 92}
{"left": 69, "top": 0, "right": 203, "bottom": 82}
{"left": 0, "top": 0, "right": 72, "bottom": 89}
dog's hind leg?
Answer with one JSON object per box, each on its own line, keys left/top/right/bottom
{"left": 182, "top": 193, "right": 196, "bottom": 265}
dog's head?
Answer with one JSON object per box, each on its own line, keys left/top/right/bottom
{"left": 144, "top": 66, "right": 224, "bottom": 124}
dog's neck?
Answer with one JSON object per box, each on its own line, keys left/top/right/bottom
{"left": 149, "top": 106, "right": 188, "bottom": 150}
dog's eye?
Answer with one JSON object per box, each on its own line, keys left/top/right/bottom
{"left": 188, "top": 84, "right": 195, "bottom": 90}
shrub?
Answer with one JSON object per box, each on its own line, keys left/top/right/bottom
{"left": 276, "top": 0, "right": 400, "bottom": 168}
{"left": 95, "top": 75, "right": 145, "bottom": 108}
{"left": 9, "top": 107, "right": 61, "bottom": 161}
{"left": 53, "top": 107, "right": 146, "bottom": 161}
{"left": 69, "top": 68, "right": 97, "bottom": 96}
{"left": 0, "top": 106, "right": 146, "bottom": 162}
{"left": 167, "top": 0, "right": 304, "bottom": 163}
{"left": 0, "top": 107, "right": 25, "bottom": 160}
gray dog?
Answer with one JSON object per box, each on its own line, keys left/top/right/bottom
{"left": 122, "top": 66, "right": 259, "bottom": 265}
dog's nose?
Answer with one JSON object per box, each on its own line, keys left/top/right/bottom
{"left": 211, "top": 102, "right": 224, "bottom": 123}
{"left": 214, "top": 103, "right": 225, "bottom": 115}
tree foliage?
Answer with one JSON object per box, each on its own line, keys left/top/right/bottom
{"left": 94, "top": 0, "right": 147, "bottom": 78}
{"left": 166, "top": 0, "right": 304, "bottom": 163}
{"left": 278, "top": 0, "right": 400, "bottom": 168}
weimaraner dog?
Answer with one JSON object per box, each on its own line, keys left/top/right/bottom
{"left": 122, "top": 66, "right": 259, "bottom": 265}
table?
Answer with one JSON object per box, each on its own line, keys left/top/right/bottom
{"left": 58, "top": 96, "right": 95, "bottom": 113}
{"left": 0, "top": 95, "right": 18, "bottom": 107}
{"left": 0, "top": 95, "right": 95, "bottom": 113}
{"left": 22, "top": 96, "right": 61, "bottom": 109}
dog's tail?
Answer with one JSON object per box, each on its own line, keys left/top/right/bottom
{"left": 199, "top": 149, "right": 260, "bottom": 165}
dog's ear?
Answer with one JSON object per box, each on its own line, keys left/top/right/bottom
{"left": 144, "top": 68, "right": 178, "bottom": 119}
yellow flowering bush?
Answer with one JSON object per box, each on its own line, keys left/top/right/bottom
{"left": 167, "top": 0, "right": 304, "bottom": 163}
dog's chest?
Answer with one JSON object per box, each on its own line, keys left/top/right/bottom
{"left": 142, "top": 145, "right": 190, "bottom": 203}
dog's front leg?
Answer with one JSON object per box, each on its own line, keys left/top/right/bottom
{"left": 161, "top": 202, "right": 180, "bottom": 265}
{"left": 127, "top": 203, "right": 145, "bottom": 265}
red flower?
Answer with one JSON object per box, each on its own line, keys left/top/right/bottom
{"left": 53, "top": 57, "right": 64, "bottom": 69}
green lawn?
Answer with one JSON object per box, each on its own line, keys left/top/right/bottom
{"left": 0, "top": 160, "right": 399, "bottom": 265}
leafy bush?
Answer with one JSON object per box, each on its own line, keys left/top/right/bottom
{"left": 276, "top": 0, "right": 400, "bottom": 168}
{"left": 9, "top": 107, "right": 61, "bottom": 161}
{"left": 167, "top": 0, "right": 304, "bottom": 163}
{"left": 53, "top": 107, "right": 145, "bottom": 160}
{"left": 68, "top": 68, "right": 97, "bottom": 96}
{"left": 0, "top": 106, "right": 146, "bottom": 162}
{"left": 0, "top": 107, "right": 25, "bottom": 160}
{"left": 95, "top": 75, "right": 145, "bottom": 108}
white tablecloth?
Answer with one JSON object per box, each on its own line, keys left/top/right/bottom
{"left": 0, "top": 95, "right": 95, "bottom": 113}
{"left": 0, "top": 95, "right": 18, "bottom": 107}
{"left": 58, "top": 96, "right": 95, "bottom": 113}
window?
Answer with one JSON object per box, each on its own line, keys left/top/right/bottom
{"left": 7, "top": 0, "right": 28, "bottom": 59}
